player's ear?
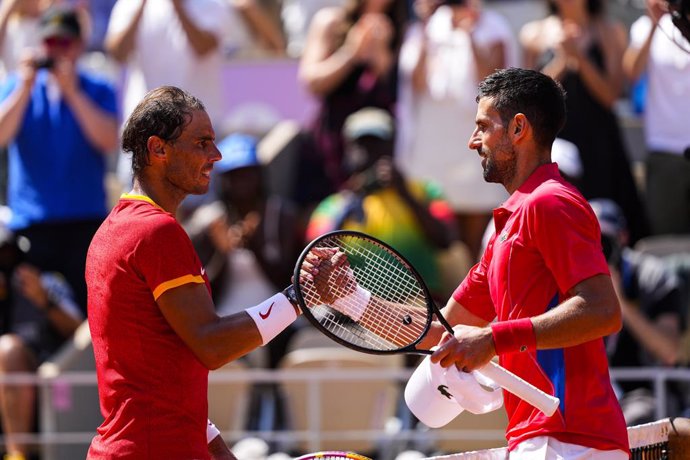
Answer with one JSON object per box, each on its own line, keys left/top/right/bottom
{"left": 511, "top": 114, "right": 528, "bottom": 141}
{"left": 147, "top": 136, "right": 166, "bottom": 159}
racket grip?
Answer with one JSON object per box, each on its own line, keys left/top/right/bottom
{"left": 477, "top": 361, "right": 560, "bottom": 416}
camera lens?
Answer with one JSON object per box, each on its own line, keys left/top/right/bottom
{"left": 33, "top": 57, "right": 54, "bottom": 69}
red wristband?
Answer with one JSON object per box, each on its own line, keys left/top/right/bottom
{"left": 490, "top": 318, "right": 536, "bottom": 355}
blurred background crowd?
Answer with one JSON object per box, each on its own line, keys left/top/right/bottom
{"left": 0, "top": 0, "right": 689, "bottom": 459}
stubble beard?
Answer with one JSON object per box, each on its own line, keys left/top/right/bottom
{"left": 482, "top": 143, "right": 517, "bottom": 186}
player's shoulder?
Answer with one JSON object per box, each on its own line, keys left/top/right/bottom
{"left": 529, "top": 178, "right": 590, "bottom": 215}
{"left": 118, "top": 198, "right": 178, "bottom": 228}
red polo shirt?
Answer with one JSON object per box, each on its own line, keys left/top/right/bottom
{"left": 453, "top": 163, "right": 629, "bottom": 453}
{"left": 87, "top": 195, "right": 211, "bottom": 459}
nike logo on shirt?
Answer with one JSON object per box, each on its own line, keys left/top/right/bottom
{"left": 259, "top": 302, "right": 275, "bottom": 319}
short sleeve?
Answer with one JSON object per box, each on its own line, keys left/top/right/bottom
{"left": 528, "top": 191, "right": 609, "bottom": 294}
{"left": 452, "top": 246, "right": 497, "bottom": 323}
{"left": 133, "top": 218, "right": 205, "bottom": 300}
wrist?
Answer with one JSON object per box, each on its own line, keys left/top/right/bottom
{"left": 282, "top": 285, "right": 301, "bottom": 315}
{"left": 332, "top": 285, "right": 371, "bottom": 321}
{"left": 245, "top": 293, "right": 298, "bottom": 345}
{"left": 490, "top": 318, "right": 535, "bottom": 355}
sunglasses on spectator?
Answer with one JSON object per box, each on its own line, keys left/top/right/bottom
{"left": 43, "top": 36, "right": 76, "bottom": 48}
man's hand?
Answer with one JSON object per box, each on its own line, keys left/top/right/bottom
{"left": 430, "top": 324, "right": 496, "bottom": 372}
{"left": 301, "top": 247, "right": 356, "bottom": 305}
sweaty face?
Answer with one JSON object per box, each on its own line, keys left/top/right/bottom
{"left": 164, "top": 110, "right": 221, "bottom": 196}
{"left": 467, "top": 97, "right": 517, "bottom": 187}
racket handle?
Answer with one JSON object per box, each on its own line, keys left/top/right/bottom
{"left": 477, "top": 361, "right": 560, "bottom": 416}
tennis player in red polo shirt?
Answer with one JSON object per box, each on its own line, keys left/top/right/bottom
{"left": 85, "top": 87, "right": 303, "bottom": 459}
{"left": 426, "top": 68, "right": 629, "bottom": 459}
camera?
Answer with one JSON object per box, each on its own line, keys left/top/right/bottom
{"left": 32, "top": 57, "right": 55, "bottom": 70}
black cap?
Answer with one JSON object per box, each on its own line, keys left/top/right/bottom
{"left": 40, "top": 7, "right": 81, "bottom": 40}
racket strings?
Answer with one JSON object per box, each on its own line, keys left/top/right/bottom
{"left": 305, "top": 243, "right": 426, "bottom": 345}
{"left": 300, "top": 235, "right": 430, "bottom": 351}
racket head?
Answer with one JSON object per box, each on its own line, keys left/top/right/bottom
{"left": 294, "top": 452, "right": 372, "bottom": 460}
{"left": 293, "top": 230, "right": 436, "bottom": 355}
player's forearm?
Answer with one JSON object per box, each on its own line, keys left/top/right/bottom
{"left": 191, "top": 315, "right": 263, "bottom": 369}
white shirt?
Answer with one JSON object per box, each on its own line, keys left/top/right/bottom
{"left": 396, "top": 7, "right": 517, "bottom": 211}
{"left": 630, "top": 14, "right": 690, "bottom": 154}
{"left": 0, "top": 16, "right": 41, "bottom": 79}
{"left": 107, "top": 0, "right": 249, "bottom": 125}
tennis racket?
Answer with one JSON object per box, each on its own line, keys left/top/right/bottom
{"left": 294, "top": 452, "right": 372, "bottom": 460}
{"left": 290, "top": 230, "right": 560, "bottom": 417}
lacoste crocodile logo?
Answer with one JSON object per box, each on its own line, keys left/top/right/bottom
{"left": 259, "top": 302, "right": 275, "bottom": 320}
{"left": 438, "top": 384, "right": 453, "bottom": 399}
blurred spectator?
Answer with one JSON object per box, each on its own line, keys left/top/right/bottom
{"left": 230, "top": 0, "right": 286, "bottom": 58}
{"left": 306, "top": 107, "right": 456, "bottom": 299}
{"left": 623, "top": 0, "right": 690, "bottom": 236}
{"left": 396, "top": 0, "right": 517, "bottom": 263}
{"left": 0, "top": 0, "right": 47, "bottom": 79}
{"left": 591, "top": 198, "right": 687, "bottom": 425}
{"left": 520, "top": 0, "right": 650, "bottom": 245}
{"left": 281, "top": 0, "right": 345, "bottom": 57}
{"left": 298, "top": 0, "right": 408, "bottom": 193}
{"left": 80, "top": 0, "right": 117, "bottom": 52}
{"left": 0, "top": 227, "right": 84, "bottom": 460}
{"left": 105, "top": 0, "right": 247, "bottom": 189}
{"left": 0, "top": 5, "right": 117, "bottom": 311}
{"left": 184, "top": 133, "right": 303, "bottom": 369}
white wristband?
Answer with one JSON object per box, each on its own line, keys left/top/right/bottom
{"left": 332, "top": 285, "right": 371, "bottom": 321}
{"left": 246, "top": 293, "right": 298, "bottom": 345}
{"left": 206, "top": 419, "right": 221, "bottom": 443}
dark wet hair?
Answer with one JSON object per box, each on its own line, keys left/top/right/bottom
{"left": 121, "top": 86, "right": 206, "bottom": 180}
{"left": 477, "top": 68, "right": 566, "bottom": 149}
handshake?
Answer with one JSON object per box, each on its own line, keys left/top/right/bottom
{"left": 300, "top": 247, "right": 372, "bottom": 320}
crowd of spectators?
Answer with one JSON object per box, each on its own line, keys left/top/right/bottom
{"left": 0, "top": 0, "right": 688, "bottom": 458}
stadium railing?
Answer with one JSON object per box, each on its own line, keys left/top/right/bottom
{"left": 1, "top": 367, "right": 689, "bottom": 459}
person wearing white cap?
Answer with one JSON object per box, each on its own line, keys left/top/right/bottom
{"left": 420, "top": 68, "right": 629, "bottom": 459}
